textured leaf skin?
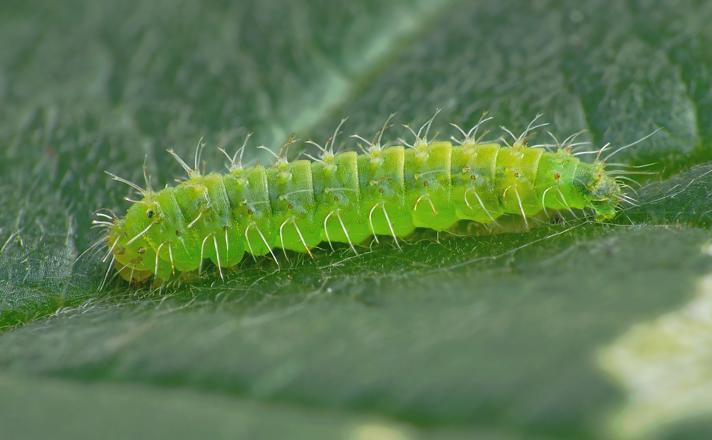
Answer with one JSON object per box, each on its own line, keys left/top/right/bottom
{"left": 1, "top": 0, "right": 712, "bottom": 438}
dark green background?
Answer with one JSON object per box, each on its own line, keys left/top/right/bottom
{"left": 1, "top": 0, "right": 712, "bottom": 438}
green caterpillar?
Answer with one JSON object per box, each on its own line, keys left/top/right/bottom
{"left": 98, "top": 116, "right": 633, "bottom": 285}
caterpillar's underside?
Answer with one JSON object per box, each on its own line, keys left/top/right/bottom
{"left": 101, "top": 134, "right": 624, "bottom": 284}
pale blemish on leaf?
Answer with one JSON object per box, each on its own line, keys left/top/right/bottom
{"left": 348, "top": 423, "right": 412, "bottom": 440}
{"left": 599, "top": 269, "right": 712, "bottom": 438}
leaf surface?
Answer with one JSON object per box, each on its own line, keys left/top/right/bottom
{"left": 1, "top": 0, "right": 712, "bottom": 437}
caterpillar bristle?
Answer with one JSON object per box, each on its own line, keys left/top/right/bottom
{"left": 218, "top": 132, "right": 252, "bottom": 171}
{"left": 602, "top": 128, "right": 661, "bottom": 162}
{"left": 105, "top": 171, "right": 146, "bottom": 195}
{"left": 166, "top": 148, "right": 198, "bottom": 177}
{"left": 450, "top": 113, "right": 494, "bottom": 145}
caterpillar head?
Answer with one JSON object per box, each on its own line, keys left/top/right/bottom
{"left": 587, "top": 169, "right": 621, "bottom": 221}
{"left": 107, "top": 195, "right": 162, "bottom": 281}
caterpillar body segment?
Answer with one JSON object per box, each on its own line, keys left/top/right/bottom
{"left": 311, "top": 151, "right": 368, "bottom": 248}
{"left": 106, "top": 139, "right": 621, "bottom": 283}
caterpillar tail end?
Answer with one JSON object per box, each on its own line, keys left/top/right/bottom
{"left": 592, "top": 202, "right": 618, "bottom": 222}
{"left": 589, "top": 168, "right": 623, "bottom": 222}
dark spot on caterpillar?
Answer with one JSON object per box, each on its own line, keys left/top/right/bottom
{"left": 137, "top": 247, "right": 146, "bottom": 254}
{"left": 147, "top": 210, "right": 154, "bottom": 218}
{"left": 470, "top": 175, "right": 477, "bottom": 181}
{"left": 175, "top": 230, "right": 181, "bottom": 236}
{"left": 554, "top": 172, "right": 561, "bottom": 181}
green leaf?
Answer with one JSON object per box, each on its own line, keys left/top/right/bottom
{"left": 1, "top": 0, "right": 712, "bottom": 438}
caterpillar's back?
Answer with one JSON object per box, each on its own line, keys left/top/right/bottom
{"left": 101, "top": 127, "right": 625, "bottom": 284}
